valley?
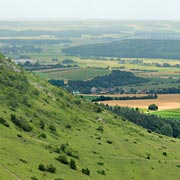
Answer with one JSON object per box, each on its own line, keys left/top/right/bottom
{"left": 1, "top": 20, "right": 180, "bottom": 180}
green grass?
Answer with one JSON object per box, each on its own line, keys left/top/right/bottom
{"left": 35, "top": 67, "right": 110, "bottom": 80}
{"left": 1, "top": 57, "right": 180, "bottom": 179}
{"left": 152, "top": 109, "right": 180, "bottom": 120}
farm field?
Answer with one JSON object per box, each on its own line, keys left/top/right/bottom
{"left": 98, "top": 94, "right": 180, "bottom": 111}
{"left": 34, "top": 67, "right": 110, "bottom": 80}
{"left": 152, "top": 109, "right": 180, "bottom": 120}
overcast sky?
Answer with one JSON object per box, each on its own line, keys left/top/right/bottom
{"left": 1, "top": 0, "right": 180, "bottom": 20}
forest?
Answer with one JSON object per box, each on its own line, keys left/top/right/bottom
{"left": 49, "top": 70, "right": 148, "bottom": 93}
{"left": 63, "top": 39, "right": 180, "bottom": 59}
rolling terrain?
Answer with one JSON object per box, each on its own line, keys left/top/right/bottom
{"left": 1, "top": 54, "right": 180, "bottom": 180}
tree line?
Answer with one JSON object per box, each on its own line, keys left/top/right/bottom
{"left": 89, "top": 94, "right": 158, "bottom": 102}
{"left": 48, "top": 70, "right": 148, "bottom": 94}
{"left": 101, "top": 104, "right": 180, "bottom": 138}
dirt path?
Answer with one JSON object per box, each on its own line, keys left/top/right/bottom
{"left": 0, "top": 163, "right": 22, "bottom": 180}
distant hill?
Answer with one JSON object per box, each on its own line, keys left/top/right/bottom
{"left": 63, "top": 39, "right": 180, "bottom": 59}
{"left": 1, "top": 53, "right": 180, "bottom": 180}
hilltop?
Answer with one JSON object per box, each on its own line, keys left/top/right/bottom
{"left": 63, "top": 39, "right": 180, "bottom": 59}
{"left": 1, "top": 54, "right": 180, "bottom": 180}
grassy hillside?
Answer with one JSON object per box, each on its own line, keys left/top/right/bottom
{"left": 1, "top": 54, "right": 180, "bottom": 180}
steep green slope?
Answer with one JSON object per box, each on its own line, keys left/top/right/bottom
{"left": 1, "top": 55, "right": 180, "bottom": 180}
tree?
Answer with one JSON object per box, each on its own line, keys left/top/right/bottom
{"left": 160, "top": 124, "right": 173, "bottom": 136}
{"left": 38, "top": 164, "right": 45, "bottom": 171}
{"left": 82, "top": 168, "right": 90, "bottom": 175}
{"left": 148, "top": 104, "right": 158, "bottom": 111}
{"left": 69, "top": 159, "right": 76, "bottom": 170}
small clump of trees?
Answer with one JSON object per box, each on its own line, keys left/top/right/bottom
{"left": 82, "top": 168, "right": 90, "bottom": 176}
{"left": 38, "top": 164, "right": 56, "bottom": 173}
{"left": 148, "top": 104, "right": 158, "bottom": 111}
{"left": 10, "top": 114, "right": 32, "bottom": 132}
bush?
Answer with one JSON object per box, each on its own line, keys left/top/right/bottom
{"left": 0, "top": 117, "right": 9, "bottom": 127}
{"left": 96, "top": 126, "right": 104, "bottom": 133}
{"left": 56, "top": 155, "right": 69, "bottom": 165}
{"left": 147, "top": 154, "right": 151, "bottom": 159}
{"left": 31, "top": 176, "right": 38, "bottom": 180}
{"left": 97, "top": 162, "right": 104, "bottom": 166}
{"left": 82, "top": 168, "right": 90, "bottom": 175}
{"left": 49, "top": 124, "right": 56, "bottom": 132}
{"left": 46, "top": 164, "right": 56, "bottom": 173}
{"left": 163, "top": 152, "right": 167, "bottom": 156}
{"left": 65, "top": 124, "right": 71, "bottom": 129}
{"left": 60, "top": 143, "right": 68, "bottom": 152}
{"left": 148, "top": 104, "right": 158, "bottom": 111}
{"left": 106, "top": 140, "right": 113, "bottom": 144}
{"left": 19, "top": 158, "right": 27, "bottom": 163}
{"left": 97, "top": 170, "right": 106, "bottom": 175}
{"left": 39, "top": 120, "right": 45, "bottom": 130}
{"left": 38, "top": 164, "right": 46, "bottom": 171}
{"left": 10, "top": 114, "right": 32, "bottom": 132}
{"left": 40, "top": 133, "right": 46, "bottom": 138}
{"left": 147, "top": 129, "right": 152, "bottom": 133}
{"left": 60, "top": 143, "right": 79, "bottom": 159}
{"left": 69, "top": 159, "right": 76, "bottom": 170}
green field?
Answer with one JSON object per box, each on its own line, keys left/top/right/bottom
{"left": 2, "top": 21, "right": 180, "bottom": 179}
{"left": 35, "top": 67, "right": 110, "bottom": 80}
{"left": 152, "top": 109, "right": 180, "bottom": 120}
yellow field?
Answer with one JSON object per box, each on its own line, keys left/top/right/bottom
{"left": 99, "top": 94, "right": 180, "bottom": 110}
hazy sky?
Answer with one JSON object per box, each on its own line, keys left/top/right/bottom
{"left": 1, "top": 0, "right": 180, "bottom": 20}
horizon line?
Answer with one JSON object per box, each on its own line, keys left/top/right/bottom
{"left": 1, "top": 18, "right": 180, "bottom": 22}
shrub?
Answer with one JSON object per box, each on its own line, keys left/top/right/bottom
{"left": 96, "top": 126, "right": 104, "bottom": 133}
{"left": 69, "top": 159, "right": 76, "bottom": 170}
{"left": 60, "top": 143, "right": 68, "bottom": 152}
{"left": 97, "top": 170, "right": 106, "bottom": 175}
{"left": 106, "top": 140, "right": 113, "bottom": 144}
{"left": 38, "top": 164, "right": 46, "bottom": 171}
{"left": 163, "top": 152, "right": 167, "bottom": 156}
{"left": 10, "top": 114, "right": 32, "bottom": 132}
{"left": 65, "top": 124, "right": 71, "bottom": 129}
{"left": 39, "top": 120, "right": 45, "bottom": 130}
{"left": 40, "top": 133, "right": 46, "bottom": 138}
{"left": 147, "top": 154, "right": 151, "bottom": 159}
{"left": 82, "top": 168, "right": 90, "bottom": 175}
{"left": 95, "top": 107, "right": 102, "bottom": 113}
{"left": 49, "top": 124, "right": 56, "bottom": 132}
{"left": 66, "top": 149, "right": 79, "bottom": 159}
{"left": 97, "top": 162, "right": 104, "bottom": 166}
{"left": 31, "top": 176, "right": 38, "bottom": 180}
{"left": 56, "top": 155, "right": 69, "bottom": 165}
{"left": 17, "top": 134, "right": 22, "bottom": 138}
{"left": 19, "top": 158, "right": 27, "bottom": 163}
{"left": 0, "top": 117, "right": 9, "bottom": 127}
{"left": 46, "top": 164, "right": 56, "bottom": 173}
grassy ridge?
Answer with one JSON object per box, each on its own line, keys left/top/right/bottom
{"left": 34, "top": 67, "right": 110, "bottom": 80}
{"left": 63, "top": 39, "right": 180, "bottom": 59}
{"left": 1, "top": 57, "right": 180, "bottom": 179}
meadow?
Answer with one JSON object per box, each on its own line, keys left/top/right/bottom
{"left": 35, "top": 67, "right": 110, "bottom": 80}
